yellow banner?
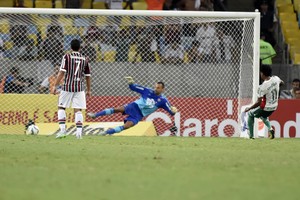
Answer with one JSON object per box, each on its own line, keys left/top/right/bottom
{"left": 0, "top": 94, "right": 82, "bottom": 134}
{"left": 36, "top": 122, "right": 157, "bottom": 137}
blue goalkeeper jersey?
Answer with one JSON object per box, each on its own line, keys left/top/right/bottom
{"left": 129, "top": 84, "right": 174, "bottom": 117}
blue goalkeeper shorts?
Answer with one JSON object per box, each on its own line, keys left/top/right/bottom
{"left": 123, "top": 102, "right": 144, "bottom": 125}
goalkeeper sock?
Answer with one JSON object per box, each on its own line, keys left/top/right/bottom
{"left": 105, "top": 126, "right": 124, "bottom": 134}
{"left": 58, "top": 109, "right": 66, "bottom": 133}
{"left": 261, "top": 117, "right": 272, "bottom": 130}
{"left": 75, "top": 111, "right": 83, "bottom": 137}
{"left": 95, "top": 108, "right": 114, "bottom": 117}
{"left": 247, "top": 113, "right": 254, "bottom": 138}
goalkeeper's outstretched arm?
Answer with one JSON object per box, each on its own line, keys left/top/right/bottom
{"left": 124, "top": 76, "right": 148, "bottom": 95}
{"left": 162, "top": 99, "right": 178, "bottom": 116}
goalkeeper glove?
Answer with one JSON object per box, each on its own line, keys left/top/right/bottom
{"left": 171, "top": 106, "right": 178, "bottom": 113}
{"left": 124, "top": 76, "right": 134, "bottom": 84}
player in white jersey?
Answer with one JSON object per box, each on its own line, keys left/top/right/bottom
{"left": 245, "top": 65, "right": 283, "bottom": 139}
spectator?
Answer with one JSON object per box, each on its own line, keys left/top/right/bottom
{"left": 195, "top": 23, "right": 217, "bottom": 62}
{"left": 254, "top": 0, "right": 274, "bottom": 12}
{"left": 9, "top": 24, "right": 28, "bottom": 57}
{"left": 46, "top": 15, "right": 64, "bottom": 41}
{"left": 3, "top": 67, "right": 33, "bottom": 94}
{"left": 13, "top": 0, "right": 25, "bottom": 7}
{"left": 124, "top": 0, "right": 134, "bottom": 10}
{"left": 259, "top": 0, "right": 276, "bottom": 46}
{"left": 147, "top": 0, "right": 165, "bottom": 10}
{"left": 187, "top": 40, "right": 203, "bottom": 63}
{"left": 260, "top": 32, "right": 276, "bottom": 65}
{"left": 179, "top": 0, "right": 214, "bottom": 11}
{"left": 134, "top": 27, "right": 157, "bottom": 63}
{"left": 215, "top": 29, "right": 235, "bottom": 63}
{"left": 162, "top": 41, "right": 184, "bottom": 64}
{"left": 115, "top": 29, "right": 132, "bottom": 62}
{"left": 295, "top": 88, "right": 300, "bottom": 99}
{"left": 41, "top": 26, "right": 64, "bottom": 65}
{"left": 84, "top": 18, "right": 101, "bottom": 45}
{"left": 18, "top": 39, "right": 38, "bottom": 61}
{"left": 39, "top": 65, "right": 62, "bottom": 94}
{"left": 280, "top": 79, "right": 300, "bottom": 99}
{"left": 0, "top": 36, "right": 3, "bottom": 59}
{"left": 81, "top": 36, "right": 97, "bottom": 62}
{"left": 65, "top": 0, "right": 82, "bottom": 8}
{"left": 105, "top": 0, "right": 123, "bottom": 9}
{"left": 164, "top": 24, "right": 182, "bottom": 45}
{"left": 213, "top": 0, "right": 226, "bottom": 11}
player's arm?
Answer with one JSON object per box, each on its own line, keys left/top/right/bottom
{"left": 52, "top": 55, "right": 67, "bottom": 95}
{"left": 161, "top": 99, "right": 178, "bottom": 134}
{"left": 86, "top": 76, "right": 91, "bottom": 97}
{"left": 244, "top": 97, "right": 263, "bottom": 112}
{"left": 85, "top": 62, "right": 91, "bottom": 97}
{"left": 125, "top": 76, "right": 148, "bottom": 95}
{"left": 52, "top": 71, "right": 65, "bottom": 95}
{"left": 161, "top": 99, "right": 177, "bottom": 116}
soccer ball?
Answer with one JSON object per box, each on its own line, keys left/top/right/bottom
{"left": 26, "top": 125, "right": 39, "bottom": 135}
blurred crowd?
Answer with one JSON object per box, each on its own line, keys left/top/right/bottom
{"left": 1, "top": 0, "right": 298, "bottom": 98}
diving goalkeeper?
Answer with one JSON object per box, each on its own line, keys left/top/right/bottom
{"left": 87, "top": 77, "right": 178, "bottom": 135}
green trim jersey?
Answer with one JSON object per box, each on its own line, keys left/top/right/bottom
{"left": 258, "top": 76, "right": 282, "bottom": 111}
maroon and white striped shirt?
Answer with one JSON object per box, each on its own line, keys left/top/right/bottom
{"left": 60, "top": 51, "right": 91, "bottom": 92}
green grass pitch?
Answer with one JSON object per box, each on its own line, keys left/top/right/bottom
{"left": 0, "top": 135, "right": 300, "bottom": 200}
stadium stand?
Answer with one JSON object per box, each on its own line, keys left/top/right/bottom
{"left": 55, "top": 0, "right": 63, "bottom": 8}
{"left": 35, "top": 0, "right": 53, "bottom": 8}
{"left": 82, "top": 0, "right": 92, "bottom": 9}
{"left": 24, "top": 0, "right": 33, "bottom": 7}
{"left": 277, "top": 0, "right": 300, "bottom": 64}
{"left": 0, "top": 0, "right": 14, "bottom": 7}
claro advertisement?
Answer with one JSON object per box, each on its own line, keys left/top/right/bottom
{"left": 0, "top": 94, "right": 299, "bottom": 137}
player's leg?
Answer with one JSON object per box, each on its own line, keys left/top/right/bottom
{"left": 106, "top": 120, "right": 135, "bottom": 135}
{"left": 247, "top": 107, "right": 263, "bottom": 139}
{"left": 57, "top": 106, "right": 67, "bottom": 138}
{"left": 247, "top": 111, "right": 255, "bottom": 139}
{"left": 73, "top": 91, "right": 86, "bottom": 139}
{"left": 260, "top": 111, "right": 275, "bottom": 139}
{"left": 87, "top": 106, "right": 125, "bottom": 119}
{"left": 104, "top": 102, "right": 143, "bottom": 135}
{"left": 56, "top": 91, "right": 72, "bottom": 138}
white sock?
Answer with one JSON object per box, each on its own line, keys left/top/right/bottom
{"left": 75, "top": 111, "right": 83, "bottom": 137}
{"left": 58, "top": 109, "right": 66, "bottom": 133}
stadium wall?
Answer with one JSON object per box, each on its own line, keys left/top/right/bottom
{"left": 0, "top": 60, "right": 299, "bottom": 95}
{"left": 0, "top": 94, "right": 299, "bottom": 138}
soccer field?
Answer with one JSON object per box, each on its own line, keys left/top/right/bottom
{"left": 0, "top": 135, "right": 299, "bottom": 200}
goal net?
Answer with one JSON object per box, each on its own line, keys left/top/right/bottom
{"left": 0, "top": 8, "right": 260, "bottom": 137}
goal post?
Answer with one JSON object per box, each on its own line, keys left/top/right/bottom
{"left": 0, "top": 8, "right": 260, "bottom": 137}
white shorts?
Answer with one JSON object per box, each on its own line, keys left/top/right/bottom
{"left": 58, "top": 91, "right": 86, "bottom": 109}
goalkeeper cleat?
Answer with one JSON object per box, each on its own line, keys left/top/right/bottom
{"left": 56, "top": 132, "right": 66, "bottom": 139}
{"left": 87, "top": 112, "right": 96, "bottom": 119}
{"left": 269, "top": 129, "right": 275, "bottom": 139}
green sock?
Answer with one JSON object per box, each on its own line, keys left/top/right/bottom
{"left": 261, "top": 117, "right": 272, "bottom": 130}
{"left": 248, "top": 114, "right": 254, "bottom": 138}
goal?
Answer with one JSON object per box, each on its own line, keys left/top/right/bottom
{"left": 0, "top": 8, "right": 260, "bottom": 137}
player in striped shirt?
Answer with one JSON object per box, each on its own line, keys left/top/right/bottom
{"left": 245, "top": 65, "right": 283, "bottom": 139}
{"left": 87, "top": 77, "right": 178, "bottom": 135}
{"left": 52, "top": 39, "right": 91, "bottom": 139}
